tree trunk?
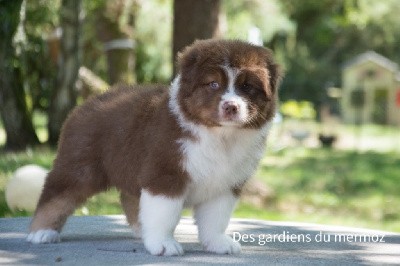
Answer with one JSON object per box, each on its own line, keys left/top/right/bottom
{"left": 47, "top": 0, "right": 82, "bottom": 145}
{"left": 172, "top": 0, "right": 221, "bottom": 74}
{"left": 77, "top": 66, "right": 109, "bottom": 99}
{"left": 0, "top": 0, "right": 39, "bottom": 150}
{"left": 95, "top": 0, "right": 136, "bottom": 85}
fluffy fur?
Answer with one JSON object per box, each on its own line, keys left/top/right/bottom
{"left": 27, "top": 39, "right": 282, "bottom": 256}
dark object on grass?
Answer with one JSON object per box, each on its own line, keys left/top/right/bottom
{"left": 319, "top": 134, "right": 337, "bottom": 148}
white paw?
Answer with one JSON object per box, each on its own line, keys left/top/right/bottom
{"left": 27, "top": 230, "right": 60, "bottom": 244}
{"left": 203, "top": 235, "right": 241, "bottom": 254}
{"left": 144, "top": 238, "right": 184, "bottom": 256}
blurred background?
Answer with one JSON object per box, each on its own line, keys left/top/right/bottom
{"left": 1, "top": 0, "right": 399, "bottom": 232}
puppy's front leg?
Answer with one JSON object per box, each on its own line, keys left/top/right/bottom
{"left": 139, "top": 189, "right": 184, "bottom": 256}
{"left": 194, "top": 193, "right": 241, "bottom": 254}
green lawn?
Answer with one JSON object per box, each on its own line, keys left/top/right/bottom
{"left": 1, "top": 145, "right": 399, "bottom": 232}
{"left": 250, "top": 148, "right": 400, "bottom": 232}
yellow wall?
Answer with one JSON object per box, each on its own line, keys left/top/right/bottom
{"left": 342, "top": 61, "right": 400, "bottom": 125}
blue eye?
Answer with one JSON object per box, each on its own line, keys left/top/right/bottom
{"left": 209, "top": 81, "right": 220, "bottom": 90}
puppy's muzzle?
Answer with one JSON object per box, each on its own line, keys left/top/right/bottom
{"left": 222, "top": 101, "right": 240, "bottom": 119}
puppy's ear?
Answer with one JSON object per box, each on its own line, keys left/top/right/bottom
{"left": 176, "top": 41, "right": 201, "bottom": 72}
{"left": 262, "top": 48, "right": 284, "bottom": 93}
{"left": 268, "top": 61, "right": 283, "bottom": 93}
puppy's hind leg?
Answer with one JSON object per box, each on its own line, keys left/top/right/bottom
{"left": 27, "top": 169, "right": 105, "bottom": 244}
{"left": 120, "top": 191, "right": 141, "bottom": 238}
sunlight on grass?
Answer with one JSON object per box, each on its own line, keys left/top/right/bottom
{"left": 0, "top": 111, "right": 48, "bottom": 146}
{"left": 255, "top": 147, "right": 400, "bottom": 232}
{"left": 75, "top": 189, "right": 123, "bottom": 216}
{"left": 32, "top": 111, "right": 49, "bottom": 143}
{"left": 0, "top": 121, "right": 5, "bottom": 146}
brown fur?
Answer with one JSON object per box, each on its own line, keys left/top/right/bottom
{"left": 30, "top": 39, "right": 282, "bottom": 234}
{"left": 31, "top": 85, "right": 190, "bottom": 231}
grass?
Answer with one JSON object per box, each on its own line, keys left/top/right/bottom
{"left": 1, "top": 114, "right": 400, "bottom": 232}
{"left": 248, "top": 148, "right": 400, "bottom": 232}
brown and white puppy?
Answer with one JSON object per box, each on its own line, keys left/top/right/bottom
{"left": 27, "top": 39, "right": 282, "bottom": 256}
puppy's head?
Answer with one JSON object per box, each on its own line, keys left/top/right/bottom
{"left": 175, "top": 39, "right": 282, "bottom": 129}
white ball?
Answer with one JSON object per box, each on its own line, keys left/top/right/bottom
{"left": 5, "top": 164, "right": 48, "bottom": 212}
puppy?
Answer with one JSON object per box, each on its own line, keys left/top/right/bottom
{"left": 27, "top": 39, "right": 282, "bottom": 256}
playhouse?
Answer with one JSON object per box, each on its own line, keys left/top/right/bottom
{"left": 341, "top": 51, "right": 400, "bottom": 126}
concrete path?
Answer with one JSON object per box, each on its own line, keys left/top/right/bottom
{"left": 1, "top": 215, "right": 399, "bottom": 265}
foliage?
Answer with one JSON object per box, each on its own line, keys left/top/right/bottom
{"left": 4, "top": 0, "right": 400, "bottom": 120}
{"left": 135, "top": 0, "right": 172, "bottom": 83}
{"left": 23, "top": 0, "right": 60, "bottom": 111}
{"left": 280, "top": 100, "right": 316, "bottom": 120}
{"left": 277, "top": 0, "right": 400, "bottom": 104}
{"left": 0, "top": 0, "right": 41, "bottom": 149}
{"left": 222, "top": 0, "right": 293, "bottom": 43}
{"left": 83, "top": 0, "right": 173, "bottom": 84}
{"left": 81, "top": 0, "right": 108, "bottom": 82}
{"left": 0, "top": 0, "right": 59, "bottom": 114}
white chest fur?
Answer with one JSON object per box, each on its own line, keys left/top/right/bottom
{"left": 180, "top": 126, "right": 268, "bottom": 206}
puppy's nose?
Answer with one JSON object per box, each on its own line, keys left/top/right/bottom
{"left": 222, "top": 101, "right": 239, "bottom": 116}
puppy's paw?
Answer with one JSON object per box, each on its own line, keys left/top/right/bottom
{"left": 203, "top": 235, "right": 241, "bottom": 254}
{"left": 27, "top": 230, "right": 60, "bottom": 244}
{"left": 144, "top": 238, "right": 184, "bottom": 256}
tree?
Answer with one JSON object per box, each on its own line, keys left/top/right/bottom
{"left": 24, "top": 0, "right": 60, "bottom": 113}
{"left": 94, "top": 0, "right": 136, "bottom": 85}
{"left": 277, "top": 0, "right": 400, "bottom": 105}
{"left": 0, "top": 0, "right": 39, "bottom": 150}
{"left": 172, "top": 0, "right": 221, "bottom": 73}
{"left": 135, "top": 0, "right": 172, "bottom": 84}
{"left": 47, "top": 0, "right": 82, "bottom": 144}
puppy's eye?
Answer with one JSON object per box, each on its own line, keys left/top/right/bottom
{"left": 209, "top": 81, "right": 220, "bottom": 90}
{"left": 242, "top": 83, "right": 252, "bottom": 91}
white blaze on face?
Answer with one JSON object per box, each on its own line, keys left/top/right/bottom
{"left": 219, "top": 66, "right": 249, "bottom": 126}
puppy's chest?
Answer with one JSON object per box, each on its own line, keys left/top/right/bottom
{"left": 180, "top": 129, "right": 266, "bottom": 206}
